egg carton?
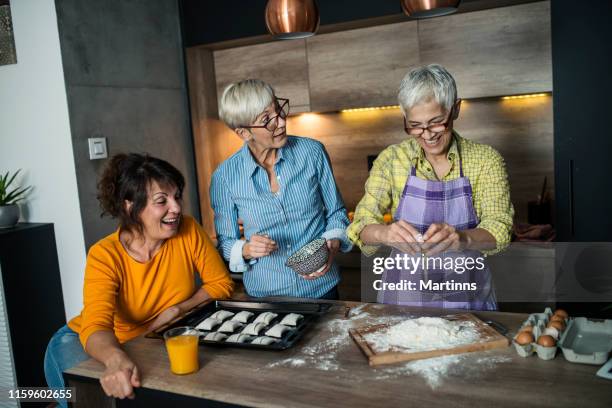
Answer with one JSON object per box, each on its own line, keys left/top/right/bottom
{"left": 512, "top": 307, "right": 570, "bottom": 360}
{"left": 558, "top": 317, "right": 612, "bottom": 365}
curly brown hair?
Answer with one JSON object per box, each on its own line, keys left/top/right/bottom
{"left": 97, "top": 153, "right": 185, "bottom": 234}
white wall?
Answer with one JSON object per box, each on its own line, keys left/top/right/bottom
{"left": 0, "top": 0, "right": 85, "bottom": 320}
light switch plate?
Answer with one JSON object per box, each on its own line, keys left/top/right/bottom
{"left": 88, "top": 137, "right": 108, "bottom": 160}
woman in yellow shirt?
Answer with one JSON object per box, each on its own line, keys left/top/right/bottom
{"left": 44, "top": 153, "right": 234, "bottom": 406}
{"left": 347, "top": 64, "right": 513, "bottom": 310}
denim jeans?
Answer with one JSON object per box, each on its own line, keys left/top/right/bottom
{"left": 44, "top": 324, "right": 90, "bottom": 408}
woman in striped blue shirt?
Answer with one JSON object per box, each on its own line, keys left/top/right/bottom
{"left": 210, "top": 79, "right": 352, "bottom": 299}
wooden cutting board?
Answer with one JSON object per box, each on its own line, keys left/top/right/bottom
{"left": 349, "top": 313, "right": 510, "bottom": 367}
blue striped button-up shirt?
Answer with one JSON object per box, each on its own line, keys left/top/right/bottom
{"left": 210, "top": 136, "right": 352, "bottom": 298}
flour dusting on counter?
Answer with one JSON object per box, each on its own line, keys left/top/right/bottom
{"left": 264, "top": 305, "right": 512, "bottom": 389}
{"left": 372, "top": 353, "right": 512, "bottom": 388}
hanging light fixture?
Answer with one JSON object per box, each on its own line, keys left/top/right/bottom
{"left": 265, "top": 0, "right": 320, "bottom": 40}
{"left": 400, "top": 0, "right": 461, "bottom": 19}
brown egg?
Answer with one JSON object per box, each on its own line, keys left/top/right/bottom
{"left": 550, "top": 314, "right": 565, "bottom": 323}
{"left": 548, "top": 320, "right": 565, "bottom": 331}
{"left": 515, "top": 331, "right": 535, "bottom": 345}
{"left": 537, "top": 335, "right": 556, "bottom": 347}
{"left": 554, "top": 309, "right": 568, "bottom": 319}
{"left": 519, "top": 324, "right": 533, "bottom": 333}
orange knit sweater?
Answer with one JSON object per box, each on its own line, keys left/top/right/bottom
{"left": 68, "top": 216, "right": 233, "bottom": 347}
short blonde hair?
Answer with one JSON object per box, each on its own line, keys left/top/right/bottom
{"left": 219, "top": 79, "right": 275, "bottom": 129}
{"left": 398, "top": 64, "right": 457, "bottom": 115}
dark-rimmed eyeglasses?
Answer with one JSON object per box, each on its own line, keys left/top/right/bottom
{"left": 403, "top": 105, "right": 456, "bottom": 136}
{"left": 242, "top": 98, "right": 290, "bottom": 132}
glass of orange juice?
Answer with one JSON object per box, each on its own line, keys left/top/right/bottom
{"left": 163, "top": 327, "right": 200, "bottom": 375}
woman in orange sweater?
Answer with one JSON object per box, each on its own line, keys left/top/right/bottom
{"left": 44, "top": 153, "right": 234, "bottom": 406}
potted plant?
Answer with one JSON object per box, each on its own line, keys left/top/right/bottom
{"left": 0, "top": 169, "right": 31, "bottom": 229}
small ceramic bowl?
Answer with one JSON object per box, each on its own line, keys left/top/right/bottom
{"left": 285, "top": 238, "right": 329, "bottom": 276}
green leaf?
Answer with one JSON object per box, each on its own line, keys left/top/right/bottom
{"left": 3, "top": 186, "right": 31, "bottom": 204}
{"left": 0, "top": 171, "right": 7, "bottom": 190}
{"left": 4, "top": 169, "right": 21, "bottom": 190}
{"left": 0, "top": 170, "right": 31, "bottom": 205}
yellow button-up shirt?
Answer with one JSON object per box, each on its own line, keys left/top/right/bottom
{"left": 347, "top": 132, "right": 514, "bottom": 255}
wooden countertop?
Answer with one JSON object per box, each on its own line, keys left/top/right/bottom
{"left": 65, "top": 300, "right": 612, "bottom": 408}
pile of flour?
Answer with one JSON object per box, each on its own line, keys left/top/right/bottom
{"left": 363, "top": 316, "right": 482, "bottom": 353}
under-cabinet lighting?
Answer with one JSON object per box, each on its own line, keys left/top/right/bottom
{"left": 501, "top": 93, "right": 549, "bottom": 100}
{"left": 341, "top": 105, "right": 400, "bottom": 113}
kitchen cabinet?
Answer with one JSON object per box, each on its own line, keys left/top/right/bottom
{"left": 419, "top": 1, "right": 552, "bottom": 99}
{"left": 551, "top": 0, "right": 612, "bottom": 242}
{"left": 306, "top": 1, "right": 550, "bottom": 112}
{"left": 198, "top": 2, "right": 555, "bottom": 123}
{"left": 209, "top": 2, "right": 552, "bottom": 114}
{"left": 213, "top": 40, "right": 311, "bottom": 113}
{"left": 550, "top": 1, "right": 612, "bottom": 318}
{"left": 0, "top": 224, "right": 66, "bottom": 406}
{"left": 306, "top": 21, "right": 419, "bottom": 112}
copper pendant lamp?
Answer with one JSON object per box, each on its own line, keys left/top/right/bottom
{"left": 265, "top": 0, "right": 320, "bottom": 40}
{"left": 401, "top": 0, "right": 461, "bottom": 18}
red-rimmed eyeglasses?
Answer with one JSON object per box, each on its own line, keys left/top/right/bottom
{"left": 242, "top": 98, "right": 290, "bottom": 132}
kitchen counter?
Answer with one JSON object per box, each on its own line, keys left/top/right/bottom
{"left": 64, "top": 300, "right": 611, "bottom": 408}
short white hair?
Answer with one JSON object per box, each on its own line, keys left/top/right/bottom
{"left": 219, "top": 79, "right": 275, "bottom": 129}
{"left": 398, "top": 64, "right": 457, "bottom": 115}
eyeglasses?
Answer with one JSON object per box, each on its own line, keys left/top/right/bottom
{"left": 242, "top": 98, "right": 290, "bottom": 132}
{"left": 403, "top": 105, "right": 455, "bottom": 136}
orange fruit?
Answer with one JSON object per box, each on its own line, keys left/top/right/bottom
{"left": 383, "top": 213, "right": 393, "bottom": 224}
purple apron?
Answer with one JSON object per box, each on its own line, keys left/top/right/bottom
{"left": 378, "top": 149, "right": 497, "bottom": 311}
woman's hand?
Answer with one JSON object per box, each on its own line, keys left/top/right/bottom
{"left": 301, "top": 239, "right": 340, "bottom": 280}
{"left": 422, "top": 223, "right": 466, "bottom": 255}
{"left": 146, "top": 305, "right": 181, "bottom": 333}
{"left": 100, "top": 351, "right": 141, "bottom": 400}
{"left": 243, "top": 234, "right": 278, "bottom": 260}
{"left": 379, "top": 220, "right": 423, "bottom": 254}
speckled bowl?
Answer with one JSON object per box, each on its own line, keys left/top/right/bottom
{"left": 285, "top": 238, "right": 329, "bottom": 276}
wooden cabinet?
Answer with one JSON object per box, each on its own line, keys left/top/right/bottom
{"left": 208, "top": 2, "right": 552, "bottom": 113}
{"left": 0, "top": 224, "right": 66, "bottom": 403}
{"left": 213, "top": 40, "right": 311, "bottom": 113}
{"left": 419, "top": 1, "right": 552, "bottom": 99}
{"left": 307, "top": 21, "right": 419, "bottom": 112}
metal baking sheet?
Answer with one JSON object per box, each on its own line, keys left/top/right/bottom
{"left": 146, "top": 299, "right": 332, "bottom": 351}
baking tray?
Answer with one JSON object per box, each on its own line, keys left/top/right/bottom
{"left": 558, "top": 317, "right": 612, "bottom": 365}
{"left": 146, "top": 299, "right": 332, "bottom": 351}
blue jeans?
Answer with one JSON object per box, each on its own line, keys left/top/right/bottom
{"left": 44, "top": 324, "right": 90, "bottom": 408}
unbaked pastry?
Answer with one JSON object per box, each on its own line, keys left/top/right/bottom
{"left": 204, "top": 332, "right": 227, "bottom": 342}
{"left": 210, "top": 310, "right": 235, "bottom": 321}
{"left": 253, "top": 312, "right": 278, "bottom": 325}
{"left": 196, "top": 317, "right": 221, "bottom": 331}
{"left": 279, "top": 313, "right": 303, "bottom": 326}
{"left": 265, "top": 324, "right": 291, "bottom": 338}
{"left": 241, "top": 322, "right": 267, "bottom": 336}
{"left": 217, "top": 320, "right": 244, "bottom": 333}
{"left": 251, "top": 336, "right": 278, "bottom": 345}
{"left": 231, "top": 311, "right": 254, "bottom": 323}
{"left": 226, "top": 333, "right": 251, "bottom": 343}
